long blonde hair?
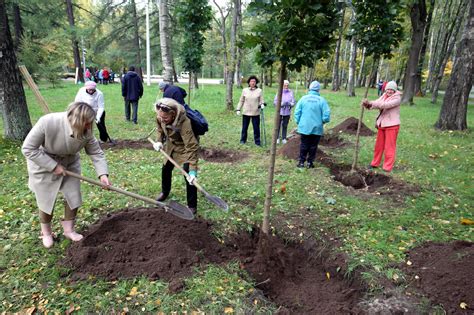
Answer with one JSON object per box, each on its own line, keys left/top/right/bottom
{"left": 67, "top": 102, "right": 95, "bottom": 139}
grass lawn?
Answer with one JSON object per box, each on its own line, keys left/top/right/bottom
{"left": 0, "top": 81, "right": 472, "bottom": 313}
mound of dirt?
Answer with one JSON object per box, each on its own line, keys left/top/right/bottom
{"left": 63, "top": 208, "right": 365, "bottom": 312}
{"left": 319, "top": 134, "right": 348, "bottom": 148}
{"left": 100, "top": 139, "right": 152, "bottom": 150}
{"left": 401, "top": 241, "right": 474, "bottom": 314}
{"left": 199, "top": 148, "right": 248, "bottom": 163}
{"left": 331, "top": 117, "right": 375, "bottom": 136}
{"left": 278, "top": 136, "right": 418, "bottom": 200}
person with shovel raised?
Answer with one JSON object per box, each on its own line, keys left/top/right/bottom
{"left": 152, "top": 98, "right": 199, "bottom": 215}
{"left": 22, "top": 102, "right": 111, "bottom": 248}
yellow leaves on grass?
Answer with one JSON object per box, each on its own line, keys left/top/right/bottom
{"left": 224, "top": 307, "right": 234, "bottom": 313}
{"left": 460, "top": 302, "right": 468, "bottom": 309}
{"left": 129, "top": 286, "right": 138, "bottom": 296}
{"left": 326, "top": 272, "right": 330, "bottom": 280}
{"left": 460, "top": 218, "right": 474, "bottom": 225}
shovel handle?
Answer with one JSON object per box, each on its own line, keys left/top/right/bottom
{"left": 147, "top": 138, "right": 205, "bottom": 192}
{"left": 64, "top": 170, "right": 162, "bottom": 207}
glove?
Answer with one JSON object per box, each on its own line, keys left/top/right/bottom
{"left": 187, "top": 170, "right": 197, "bottom": 184}
{"left": 236, "top": 110, "right": 241, "bottom": 116}
{"left": 260, "top": 104, "right": 265, "bottom": 109}
{"left": 95, "top": 118, "right": 100, "bottom": 124}
{"left": 153, "top": 142, "right": 163, "bottom": 151}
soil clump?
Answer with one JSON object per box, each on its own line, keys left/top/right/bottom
{"left": 100, "top": 139, "right": 152, "bottom": 151}
{"left": 319, "top": 133, "right": 348, "bottom": 148}
{"left": 63, "top": 208, "right": 365, "bottom": 313}
{"left": 400, "top": 240, "right": 474, "bottom": 314}
{"left": 330, "top": 117, "right": 375, "bottom": 136}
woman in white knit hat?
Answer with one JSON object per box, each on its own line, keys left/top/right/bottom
{"left": 362, "top": 80, "right": 402, "bottom": 173}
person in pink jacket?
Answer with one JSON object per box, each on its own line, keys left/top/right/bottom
{"left": 362, "top": 81, "right": 402, "bottom": 173}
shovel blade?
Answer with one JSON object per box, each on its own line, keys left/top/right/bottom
{"left": 165, "top": 200, "right": 195, "bottom": 220}
{"left": 205, "top": 194, "right": 229, "bottom": 211}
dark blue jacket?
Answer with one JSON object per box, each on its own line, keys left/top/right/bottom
{"left": 163, "top": 84, "right": 187, "bottom": 105}
{"left": 122, "top": 71, "right": 143, "bottom": 101}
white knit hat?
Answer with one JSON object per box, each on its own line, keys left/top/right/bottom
{"left": 385, "top": 81, "right": 397, "bottom": 91}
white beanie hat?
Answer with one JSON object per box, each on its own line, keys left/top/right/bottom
{"left": 385, "top": 81, "right": 397, "bottom": 91}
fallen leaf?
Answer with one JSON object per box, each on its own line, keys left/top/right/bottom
{"left": 129, "top": 287, "right": 138, "bottom": 296}
{"left": 326, "top": 272, "right": 330, "bottom": 280}
{"left": 23, "top": 306, "right": 35, "bottom": 315}
{"left": 66, "top": 303, "right": 75, "bottom": 315}
{"left": 460, "top": 218, "right": 474, "bottom": 225}
{"left": 224, "top": 307, "right": 234, "bottom": 313}
{"left": 460, "top": 302, "right": 468, "bottom": 309}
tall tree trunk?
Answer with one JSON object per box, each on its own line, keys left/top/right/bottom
{"left": 435, "top": 0, "right": 473, "bottom": 130}
{"left": 213, "top": 0, "right": 229, "bottom": 84}
{"left": 192, "top": 71, "right": 198, "bottom": 89}
{"left": 401, "top": 0, "right": 428, "bottom": 105}
{"left": 158, "top": 0, "right": 173, "bottom": 83}
{"left": 262, "top": 62, "right": 286, "bottom": 234}
{"left": 332, "top": 7, "right": 345, "bottom": 91}
{"left": 415, "top": 0, "right": 435, "bottom": 96}
{"left": 225, "top": 0, "right": 240, "bottom": 110}
{"left": 12, "top": 3, "right": 23, "bottom": 50}
{"left": 234, "top": 46, "right": 242, "bottom": 88}
{"left": 234, "top": 3, "right": 242, "bottom": 88}
{"left": 130, "top": 0, "right": 143, "bottom": 79}
{"left": 268, "top": 64, "right": 273, "bottom": 87}
{"left": 347, "top": 36, "right": 357, "bottom": 96}
{"left": 341, "top": 40, "right": 349, "bottom": 88}
{"left": 357, "top": 47, "right": 366, "bottom": 87}
{"left": 171, "top": 55, "right": 179, "bottom": 82}
{"left": 431, "top": 0, "right": 467, "bottom": 103}
{"left": 65, "top": 0, "right": 84, "bottom": 83}
{"left": 0, "top": 0, "right": 32, "bottom": 140}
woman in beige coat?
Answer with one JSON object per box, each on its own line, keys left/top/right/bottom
{"left": 22, "top": 102, "right": 111, "bottom": 248}
{"left": 152, "top": 98, "right": 199, "bottom": 214}
{"left": 236, "top": 75, "right": 265, "bottom": 146}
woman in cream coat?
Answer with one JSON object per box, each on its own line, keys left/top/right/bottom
{"left": 22, "top": 102, "right": 111, "bottom": 248}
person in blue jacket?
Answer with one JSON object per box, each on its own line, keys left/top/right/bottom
{"left": 158, "top": 82, "right": 187, "bottom": 105}
{"left": 121, "top": 66, "right": 144, "bottom": 124}
{"left": 294, "top": 81, "right": 331, "bottom": 168}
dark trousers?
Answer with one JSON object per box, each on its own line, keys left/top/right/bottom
{"left": 162, "top": 161, "right": 197, "bottom": 208}
{"left": 277, "top": 115, "right": 291, "bottom": 140}
{"left": 125, "top": 100, "right": 139, "bottom": 123}
{"left": 240, "top": 115, "right": 261, "bottom": 145}
{"left": 95, "top": 111, "right": 111, "bottom": 142}
{"left": 299, "top": 134, "right": 321, "bottom": 164}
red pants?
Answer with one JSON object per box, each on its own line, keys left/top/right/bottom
{"left": 370, "top": 125, "right": 400, "bottom": 172}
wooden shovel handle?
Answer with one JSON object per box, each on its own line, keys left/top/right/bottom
{"left": 147, "top": 138, "right": 205, "bottom": 193}
{"left": 64, "top": 170, "right": 161, "bottom": 206}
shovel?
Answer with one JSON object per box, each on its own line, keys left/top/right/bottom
{"left": 147, "top": 138, "right": 229, "bottom": 211}
{"left": 139, "top": 127, "right": 157, "bottom": 141}
{"left": 64, "top": 170, "right": 194, "bottom": 220}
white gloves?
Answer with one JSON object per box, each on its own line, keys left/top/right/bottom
{"left": 95, "top": 117, "right": 100, "bottom": 124}
{"left": 260, "top": 104, "right": 265, "bottom": 109}
{"left": 153, "top": 142, "right": 163, "bottom": 151}
{"left": 187, "top": 170, "right": 197, "bottom": 184}
{"left": 236, "top": 110, "right": 241, "bottom": 116}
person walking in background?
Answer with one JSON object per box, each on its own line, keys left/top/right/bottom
{"left": 152, "top": 98, "right": 199, "bottom": 215}
{"left": 362, "top": 80, "right": 402, "bottom": 173}
{"left": 75, "top": 81, "right": 116, "bottom": 145}
{"left": 122, "top": 66, "right": 143, "bottom": 124}
{"left": 158, "top": 82, "right": 187, "bottom": 105}
{"left": 98, "top": 68, "right": 104, "bottom": 84}
{"left": 273, "top": 80, "right": 296, "bottom": 144}
{"left": 377, "top": 80, "right": 384, "bottom": 96}
{"left": 102, "top": 67, "right": 109, "bottom": 85}
{"left": 236, "top": 75, "right": 264, "bottom": 146}
{"left": 85, "top": 68, "right": 91, "bottom": 81}
{"left": 294, "top": 81, "right": 331, "bottom": 169}
{"left": 22, "top": 102, "right": 111, "bottom": 248}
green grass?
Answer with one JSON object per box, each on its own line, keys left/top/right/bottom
{"left": 0, "top": 81, "right": 473, "bottom": 312}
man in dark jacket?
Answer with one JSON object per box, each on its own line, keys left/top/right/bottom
{"left": 159, "top": 82, "right": 187, "bottom": 105}
{"left": 122, "top": 66, "right": 143, "bottom": 124}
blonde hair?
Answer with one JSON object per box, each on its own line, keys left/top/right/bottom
{"left": 67, "top": 102, "right": 95, "bottom": 139}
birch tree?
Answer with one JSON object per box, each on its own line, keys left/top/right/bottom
{"left": 65, "top": 0, "right": 84, "bottom": 83}
{"left": 158, "top": 0, "right": 173, "bottom": 84}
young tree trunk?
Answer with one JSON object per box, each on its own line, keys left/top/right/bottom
{"left": 401, "top": 0, "right": 428, "bottom": 105}
{"left": 131, "top": 0, "right": 143, "bottom": 79}
{"left": 192, "top": 71, "right": 199, "bottom": 89}
{"left": 234, "top": 3, "right": 242, "bottom": 88}
{"left": 234, "top": 46, "right": 242, "bottom": 88}
{"left": 225, "top": 0, "right": 240, "bottom": 110}
{"left": 332, "top": 7, "right": 345, "bottom": 91}
{"left": 431, "top": 1, "right": 467, "bottom": 103}
{"left": 0, "top": 0, "right": 32, "bottom": 140}
{"left": 347, "top": 36, "right": 357, "bottom": 97}
{"left": 269, "top": 64, "right": 273, "bottom": 87}
{"left": 262, "top": 62, "right": 286, "bottom": 234}
{"left": 340, "top": 40, "right": 349, "bottom": 88}
{"left": 357, "top": 47, "right": 366, "bottom": 87}
{"left": 12, "top": 3, "right": 23, "bottom": 50}
{"left": 415, "top": 0, "right": 435, "bottom": 96}
{"left": 435, "top": 0, "right": 473, "bottom": 130}
{"left": 65, "top": 0, "right": 84, "bottom": 83}
{"left": 158, "top": 0, "right": 173, "bottom": 84}
{"left": 212, "top": 0, "right": 229, "bottom": 84}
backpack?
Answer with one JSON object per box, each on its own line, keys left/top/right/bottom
{"left": 184, "top": 104, "right": 208, "bottom": 136}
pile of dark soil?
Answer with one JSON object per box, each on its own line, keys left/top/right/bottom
{"left": 319, "top": 134, "right": 348, "bottom": 148}
{"left": 401, "top": 241, "right": 474, "bottom": 314}
{"left": 199, "top": 148, "right": 249, "bottom": 163}
{"left": 63, "top": 208, "right": 365, "bottom": 312}
{"left": 278, "top": 136, "right": 418, "bottom": 200}
{"left": 331, "top": 117, "right": 375, "bottom": 136}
